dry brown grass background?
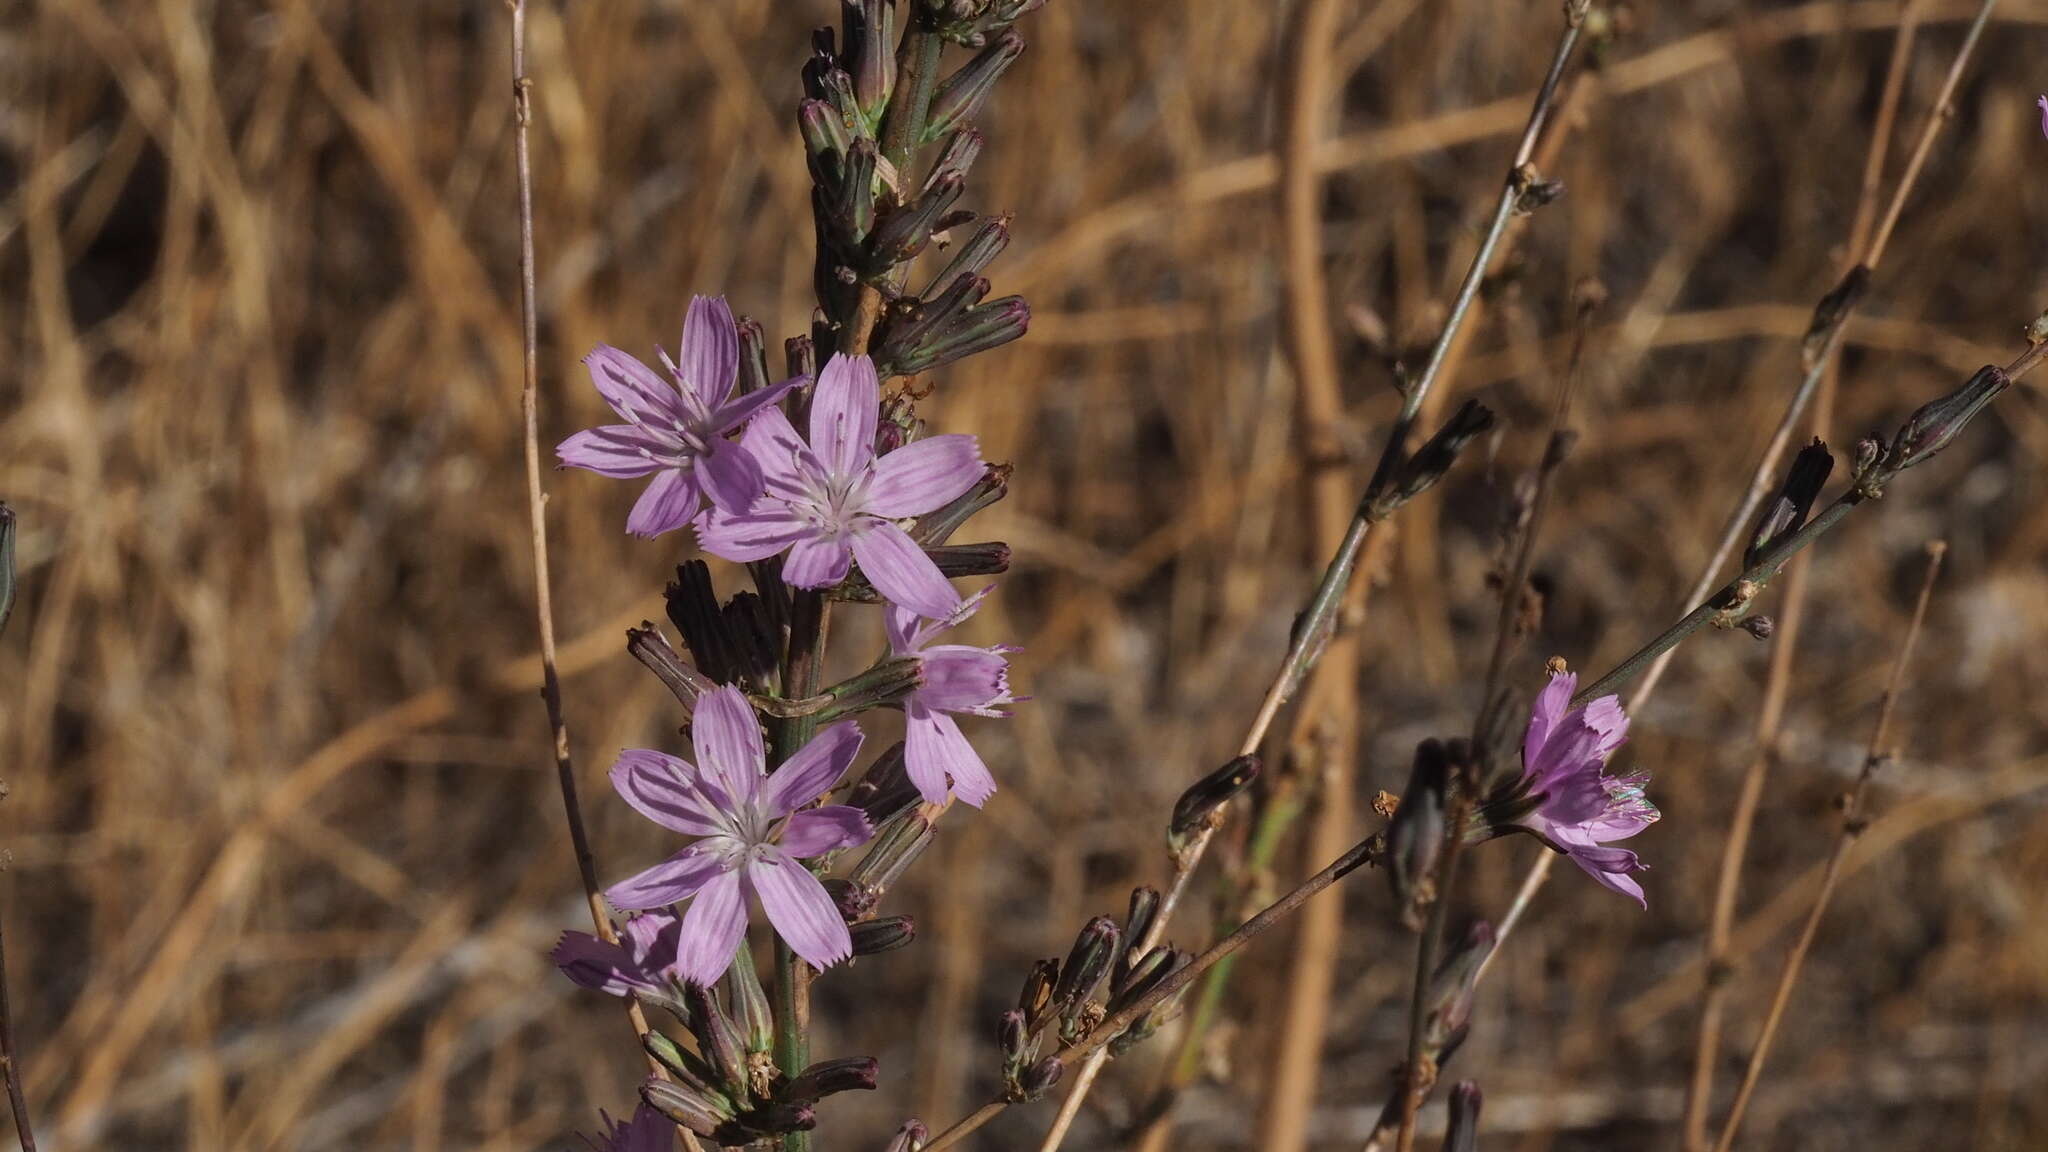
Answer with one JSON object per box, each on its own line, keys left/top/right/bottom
{"left": 5, "top": 0, "right": 2048, "bottom": 1149}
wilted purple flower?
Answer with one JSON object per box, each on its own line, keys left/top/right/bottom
{"left": 551, "top": 910, "right": 680, "bottom": 998}
{"left": 605, "top": 685, "right": 873, "bottom": 983}
{"left": 1493, "top": 671, "right": 1658, "bottom": 907}
{"left": 581, "top": 1104, "right": 672, "bottom": 1152}
{"left": 697, "top": 353, "right": 984, "bottom": 619}
{"left": 558, "top": 295, "right": 803, "bottom": 537}
{"left": 885, "top": 588, "right": 1017, "bottom": 807}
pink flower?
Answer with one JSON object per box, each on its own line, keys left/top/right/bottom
{"left": 582, "top": 1104, "right": 673, "bottom": 1152}
{"left": 886, "top": 588, "right": 1018, "bottom": 807}
{"left": 551, "top": 910, "right": 681, "bottom": 998}
{"left": 557, "top": 295, "right": 802, "bottom": 537}
{"left": 604, "top": 685, "right": 873, "bottom": 984}
{"left": 1504, "top": 671, "right": 1658, "bottom": 907}
{"left": 696, "top": 353, "right": 984, "bottom": 619}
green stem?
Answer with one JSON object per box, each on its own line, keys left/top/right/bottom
{"left": 772, "top": 590, "right": 829, "bottom": 1152}
{"left": 880, "top": 24, "right": 944, "bottom": 178}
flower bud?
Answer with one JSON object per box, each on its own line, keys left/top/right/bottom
{"left": 815, "top": 656, "right": 924, "bottom": 720}
{"left": 643, "top": 1031, "right": 728, "bottom": 1103}
{"left": 921, "top": 215, "right": 1009, "bottom": 302}
{"left": 887, "top": 273, "right": 992, "bottom": 356}
{"left": 832, "top": 138, "right": 880, "bottom": 244}
{"left": 885, "top": 1120, "right": 930, "bottom": 1152}
{"left": 667, "top": 562, "right": 740, "bottom": 685}
{"left": 997, "top": 1007, "right": 1030, "bottom": 1067}
{"left": 848, "top": 810, "right": 936, "bottom": 895}
{"left": 847, "top": 0, "right": 896, "bottom": 122}
{"left": 1017, "top": 958, "right": 1059, "bottom": 1030}
{"left": 627, "top": 624, "right": 714, "bottom": 712}
{"left": 1445, "top": 1081, "right": 1483, "bottom": 1152}
{"left": 1742, "top": 615, "right": 1775, "bottom": 640}
{"left": 1107, "top": 946, "right": 1185, "bottom": 1013}
{"left": 820, "top": 67, "right": 867, "bottom": 142}
{"left": 685, "top": 984, "right": 753, "bottom": 1103}
{"left": 799, "top": 99, "right": 851, "bottom": 166}
{"left": 722, "top": 591, "right": 782, "bottom": 689}
{"left": 724, "top": 943, "right": 776, "bottom": 1057}
{"left": 911, "top": 464, "right": 1010, "bottom": 546}
{"left": 735, "top": 315, "right": 772, "bottom": 396}
{"left": 891, "top": 296, "right": 1029, "bottom": 374}
{"left": 1890, "top": 365, "right": 2009, "bottom": 472}
{"left": 1425, "top": 921, "right": 1495, "bottom": 1049}
{"left": 785, "top": 334, "right": 817, "bottom": 382}
{"left": 1019, "top": 1055, "right": 1064, "bottom": 1100}
{"left": 642, "top": 1076, "right": 734, "bottom": 1138}
{"left": 869, "top": 173, "right": 966, "bottom": 270}
{"left": 1053, "top": 916, "right": 1119, "bottom": 1039}
{"left": 1388, "top": 740, "right": 1450, "bottom": 920}
{"left": 850, "top": 915, "right": 917, "bottom": 956}
{"left": 782, "top": 1056, "right": 880, "bottom": 1104}
{"left": 925, "top": 129, "right": 985, "bottom": 194}
{"left": 755, "top": 1102, "right": 818, "bottom": 1136}
{"left": 1168, "top": 755, "right": 1261, "bottom": 853}
{"left": 1122, "top": 885, "right": 1162, "bottom": 958}
{"left": 1747, "top": 438, "right": 1833, "bottom": 566}
{"left": 924, "top": 30, "right": 1026, "bottom": 142}
{"left": 1373, "top": 400, "right": 1496, "bottom": 517}
{"left": 850, "top": 741, "right": 919, "bottom": 827}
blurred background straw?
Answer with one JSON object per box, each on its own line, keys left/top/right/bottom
{"left": 4, "top": 0, "right": 2048, "bottom": 1148}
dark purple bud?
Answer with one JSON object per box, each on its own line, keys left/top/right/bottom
{"left": 823, "top": 877, "right": 878, "bottom": 921}
{"left": 1388, "top": 740, "right": 1450, "bottom": 920}
{"left": 925, "top": 129, "right": 985, "bottom": 193}
{"left": 1019, "top": 1055, "right": 1064, "bottom": 1100}
{"left": 911, "top": 464, "right": 1010, "bottom": 545}
{"left": 783, "top": 1056, "right": 880, "bottom": 1104}
{"left": 627, "top": 624, "right": 713, "bottom": 712}
{"left": 848, "top": 742, "right": 918, "bottom": 827}
{"left": 667, "top": 562, "right": 740, "bottom": 685}
{"left": 1890, "top": 365, "right": 2009, "bottom": 472}
{"left": 1017, "top": 958, "right": 1059, "bottom": 1030}
{"left": 1168, "top": 755, "right": 1261, "bottom": 852}
{"left": 832, "top": 139, "right": 880, "bottom": 243}
{"left": 642, "top": 1077, "right": 733, "bottom": 1138}
{"left": 1108, "top": 946, "right": 1184, "bottom": 1012}
{"left": 1746, "top": 438, "right": 1833, "bottom": 566}
{"left": 685, "top": 984, "right": 753, "bottom": 1103}
{"left": 1053, "top": 917, "right": 1119, "bottom": 1038}
{"left": 921, "top": 215, "right": 1009, "bottom": 302}
{"left": 881, "top": 274, "right": 992, "bottom": 365}
{"left": 1122, "top": 886, "right": 1162, "bottom": 958}
{"left": 847, "top": 0, "right": 896, "bottom": 121}
{"left": 802, "top": 27, "right": 837, "bottom": 99}
{"left": 756, "top": 1102, "right": 819, "bottom": 1135}
{"left": 1374, "top": 400, "right": 1495, "bottom": 516}
{"left": 998, "top": 1008, "right": 1029, "bottom": 1065}
{"left": 1445, "top": 1081, "right": 1483, "bottom": 1152}
{"left": 885, "top": 1120, "right": 930, "bottom": 1152}
{"left": 1425, "top": 921, "right": 1495, "bottom": 1049}
{"left": 925, "top": 30, "right": 1024, "bottom": 141}
{"left": 850, "top": 915, "right": 917, "bottom": 956}
{"left": 1802, "top": 264, "right": 1870, "bottom": 370}
{"left": 735, "top": 315, "right": 772, "bottom": 395}
{"left": 724, "top": 943, "right": 776, "bottom": 1057}
{"left": 1742, "top": 615, "right": 1775, "bottom": 640}
{"left": 869, "top": 173, "right": 965, "bottom": 269}
{"left": 820, "top": 68, "right": 867, "bottom": 142}
{"left": 722, "top": 591, "right": 781, "bottom": 689}
{"left": 800, "top": 99, "right": 851, "bottom": 163}
{"left": 893, "top": 296, "right": 1029, "bottom": 374}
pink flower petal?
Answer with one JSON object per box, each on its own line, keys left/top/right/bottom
{"left": 698, "top": 434, "right": 765, "bottom": 514}
{"left": 586, "top": 345, "right": 685, "bottom": 426}
{"left": 609, "top": 750, "right": 724, "bottom": 836}
{"left": 605, "top": 842, "right": 726, "bottom": 910}
{"left": 697, "top": 508, "right": 809, "bottom": 563}
{"left": 626, "top": 469, "right": 701, "bottom": 538}
{"left": 810, "top": 354, "right": 880, "bottom": 478}
{"left": 918, "top": 645, "right": 1011, "bottom": 712}
{"left": 681, "top": 295, "right": 740, "bottom": 408}
{"left": 748, "top": 848, "right": 852, "bottom": 970}
{"left": 779, "top": 805, "right": 873, "bottom": 857}
{"left": 904, "top": 704, "right": 996, "bottom": 807}
{"left": 552, "top": 931, "right": 663, "bottom": 997}
{"left": 764, "top": 720, "right": 865, "bottom": 814}
{"left": 712, "top": 374, "right": 807, "bottom": 435}
{"left": 782, "top": 534, "right": 854, "bottom": 588}
{"left": 866, "top": 435, "right": 984, "bottom": 518}
{"left": 556, "top": 426, "right": 667, "bottom": 478}
{"left": 851, "top": 521, "right": 960, "bottom": 619}
{"left": 1522, "top": 671, "right": 1576, "bottom": 774}
{"left": 691, "top": 685, "right": 766, "bottom": 806}
{"left": 673, "top": 869, "right": 750, "bottom": 985}
{"left": 738, "top": 406, "right": 814, "bottom": 492}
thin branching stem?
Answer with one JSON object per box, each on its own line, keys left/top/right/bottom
{"left": 506, "top": 0, "right": 672, "bottom": 1101}
{"left": 1710, "top": 541, "right": 1945, "bottom": 1152}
